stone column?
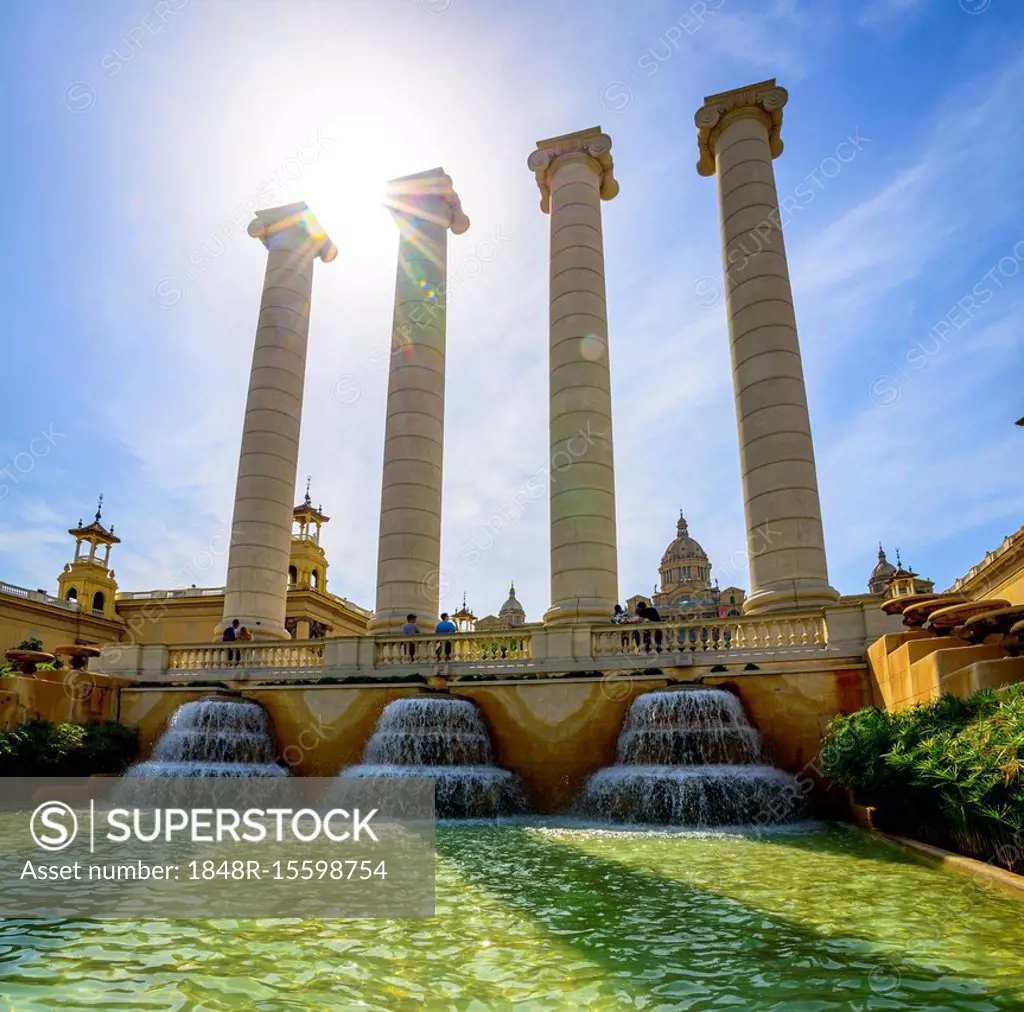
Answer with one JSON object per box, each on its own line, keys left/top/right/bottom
{"left": 369, "top": 169, "right": 469, "bottom": 634}
{"left": 695, "top": 80, "right": 838, "bottom": 614}
{"left": 528, "top": 128, "right": 619, "bottom": 625}
{"left": 220, "top": 202, "right": 337, "bottom": 640}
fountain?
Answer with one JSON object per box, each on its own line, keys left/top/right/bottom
{"left": 340, "top": 696, "right": 525, "bottom": 817}
{"left": 125, "top": 694, "right": 289, "bottom": 778}
{"left": 581, "top": 687, "right": 804, "bottom": 826}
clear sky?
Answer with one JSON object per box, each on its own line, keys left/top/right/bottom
{"left": 1, "top": 0, "right": 1022, "bottom": 622}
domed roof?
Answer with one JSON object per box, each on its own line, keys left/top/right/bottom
{"left": 498, "top": 582, "right": 526, "bottom": 619}
{"left": 869, "top": 544, "right": 897, "bottom": 593}
{"left": 661, "top": 512, "right": 709, "bottom": 566}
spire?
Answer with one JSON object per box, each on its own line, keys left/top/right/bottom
{"left": 303, "top": 475, "right": 312, "bottom": 508}
{"left": 508, "top": 581, "right": 516, "bottom": 598}
{"left": 95, "top": 493, "right": 104, "bottom": 523}
{"left": 878, "top": 542, "right": 886, "bottom": 561}
{"left": 677, "top": 510, "right": 688, "bottom": 536}
{"left": 895, "top": 548, "right": 902, "bottom": 568}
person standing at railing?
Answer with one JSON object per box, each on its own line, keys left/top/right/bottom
{"left": 434, "top": 612, "right": 457, "bottom": 663}
{"left": 237, "top": 625, "right": 253, "bottom": 667}
{"left": 635, "top": 601, "right": 663, "bottom": 654}
{"left": 402, "top": 614, "right": 420, "bottom": 662}
{"left": 222, "top": 618, "right": 240, "bottom": 664}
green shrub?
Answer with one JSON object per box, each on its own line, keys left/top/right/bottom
{"left": 820, "top": 684, "right": 1024, "bottom": 871}
{"left": 0, "top": 719, "right": 138, "bottom": 776}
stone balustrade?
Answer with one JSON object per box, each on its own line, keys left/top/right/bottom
{"left": 167, "top": 641, "right": 325, "bottom": 673}
{"left": 100, "top": 603, "right": 885, "bottom": 682}
{"left": 1, "top": 581, "right": 81, "bottom": 612}
{"left": 374, "top": 631, "right": 533, "bottom": 667}
{"left": 592, "top": 615, "right": 826, "bottom": 658}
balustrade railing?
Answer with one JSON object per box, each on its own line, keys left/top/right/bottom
{"left": 374, "top": 631, "right": 532, "bottom": 667}
{"left": 591, "top": 615, "right": 826, "bottom": 657}
{"left": 0, "top": 581, "right": 81, "bottom": 612}
{"left": 167, "top": 640, "right": 325, "bottom": 672}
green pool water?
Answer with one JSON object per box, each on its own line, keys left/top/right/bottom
{"left": 1, "top": 823, "right": 1022, "bottom": 1010}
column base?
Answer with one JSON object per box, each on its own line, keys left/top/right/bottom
{"left": 543, "top": 599, "right": 617, "bottom": 626}
{"left": 213, "top": 618, "right": 291, "bottom": 642}
{"left": 742, "top": 580, "right": 840, "bottom": 616}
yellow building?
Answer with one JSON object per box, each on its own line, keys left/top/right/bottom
{"left": 0, "top": 493, "right": 370, "bottom": 657}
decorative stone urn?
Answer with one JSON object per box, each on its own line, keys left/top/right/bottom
{"left": 4, "top": 649, "right": 56, "bottom": 676}
{"left": 54, "top": 644, "right": 102, "bottom": 671}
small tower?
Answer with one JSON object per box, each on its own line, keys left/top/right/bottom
{"left": 452, "top": 593, "right": 476, "bottom": 633}
{"left": 57, "top": 495, "right": 120, "bottom": 618}
{"left": 288, "top": 477, "right": 330, "bottom": 593}
{"left": 885, "top": 549, "right": 935, "bottom": 601}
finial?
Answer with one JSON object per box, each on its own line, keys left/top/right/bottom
{"left": 78, "top": 518, "right": 83, "bottom": 528}
{"left": 677, "top": 510, "right": 688, "bottom": 535}
{"left": 878, "top": 542, "right": 886, "bottom": 560}
{"left": 109, "top": 525, "right": 115, "bottom": 535}
{"left": 895, "top": 548, "right": 902, "bottom": 568}
{"left": 509, "top": 581, "right": 516, "bottom": 596}
{"left": 95, "top": 493, "right": 104, "bottom": 523}
{"left": 303, "top": 475, "right": 312, "bottom": 507}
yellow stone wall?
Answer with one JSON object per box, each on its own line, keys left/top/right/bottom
{"left": 120, "top": 666, "right": 868, "bottom": 813}
{"left": 0, "top": 589, "right": 369, "bottom": 657}
{"left": 0, "top": 673, "right": 121, "bottom": 729}
{"left": 867, "top": 631, "right": 1014, "bottom": 710}
{"left": 0, "top": 596, "right": 123, "bottom": 656}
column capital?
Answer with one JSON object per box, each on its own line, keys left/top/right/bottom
{"left": 694, "top": 79, "right": 788, "bottom": 177}
{"left": 527, "top": 126, "right": 619, "bottom": 213}
{"left": 386, "top": 168, "right": 470, "bottom": 234}
{"left": 247, "top": 202, "right": 338, "bottom": 261}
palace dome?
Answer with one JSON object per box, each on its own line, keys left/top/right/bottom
{"left": 869, "top": 544, "right": 897, "bottom": 595}
{"left": 498, "top": 582, "right": 526, "bottom": 626}
{"left": 661, "top": 513, "right": 709, "bottom": 566}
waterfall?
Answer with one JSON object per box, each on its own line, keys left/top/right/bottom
{"left": 340, "top": 696, "right": 525, "bottom": 818}
{"left": 581, "top": 688, "right": 804, "bottom": 826}
{"left": 124, "top": 696, "right": 290, "bottom": 778}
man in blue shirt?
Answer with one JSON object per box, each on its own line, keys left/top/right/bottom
{"left": 435, "top": 612, "right": 457, "bottom": 662}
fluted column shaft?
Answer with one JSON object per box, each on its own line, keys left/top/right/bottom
{"left": 528, "top": 128, "right": 619, "bottom": 625}
{"left": 695, "top": 80, "right": 838, "bottom": 614}
{"left": 220, "top": 203, "right": 336, "bottom": 639}
{"left": 369, "top": 169, "right": 469, "bottom": 633}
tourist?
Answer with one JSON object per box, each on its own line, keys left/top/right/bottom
{"left": 611, "top": 604, "right": 626, "bottom": 623}
{"left": 435, "top": 612, "right": 457, "bottom": 661}
{"left": 237, "top": 625, "right": 253, "bottom": 665}
{"left": 222, "top": 618, "right": 240, "bottom": 664}
{"left": 402, "top": 613, "right": 419, "bottom": 660}
{"left": 636, "top": 601, "right": 663, "bottom": 654}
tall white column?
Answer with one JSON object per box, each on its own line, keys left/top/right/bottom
{"left": 220, "top": 202, "right": 336, "bottom": 640}
{"left": 369, "top": 169, "right": 469, "bottom": 634}
{"left": 528, "top": 128, "right": 620, "bottom": 625}
{"left": 695, "top": 80, "right": 838, "bottom": 614}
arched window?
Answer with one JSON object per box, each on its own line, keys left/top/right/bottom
{"left": 288, "top": 565, "right": 297, "bottom": 586}
{"left": 91, "top": 591, "right": 105, "bottom": 613}
{"left": 66, "top": 587, "right": 78, "bottom": 602}
{"left": 311, "top": 569, "right": 320, "bottom": 590}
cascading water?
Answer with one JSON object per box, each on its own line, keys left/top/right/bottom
{"left": 125, "top": 696, "right": 290, "bottom": 778}
{"left": 340, "top": 696, "right": 525, "bottom": 817}
{"left": 581, "top": 688, "right": 804, "bottom": 826}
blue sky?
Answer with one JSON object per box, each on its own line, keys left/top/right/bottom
{"left": 1, "top": 0, "right": 1022, "bottom": 622}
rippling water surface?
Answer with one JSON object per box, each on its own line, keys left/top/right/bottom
{"left": 1, "top": 823, "right": 1022, "bottom": 1010}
